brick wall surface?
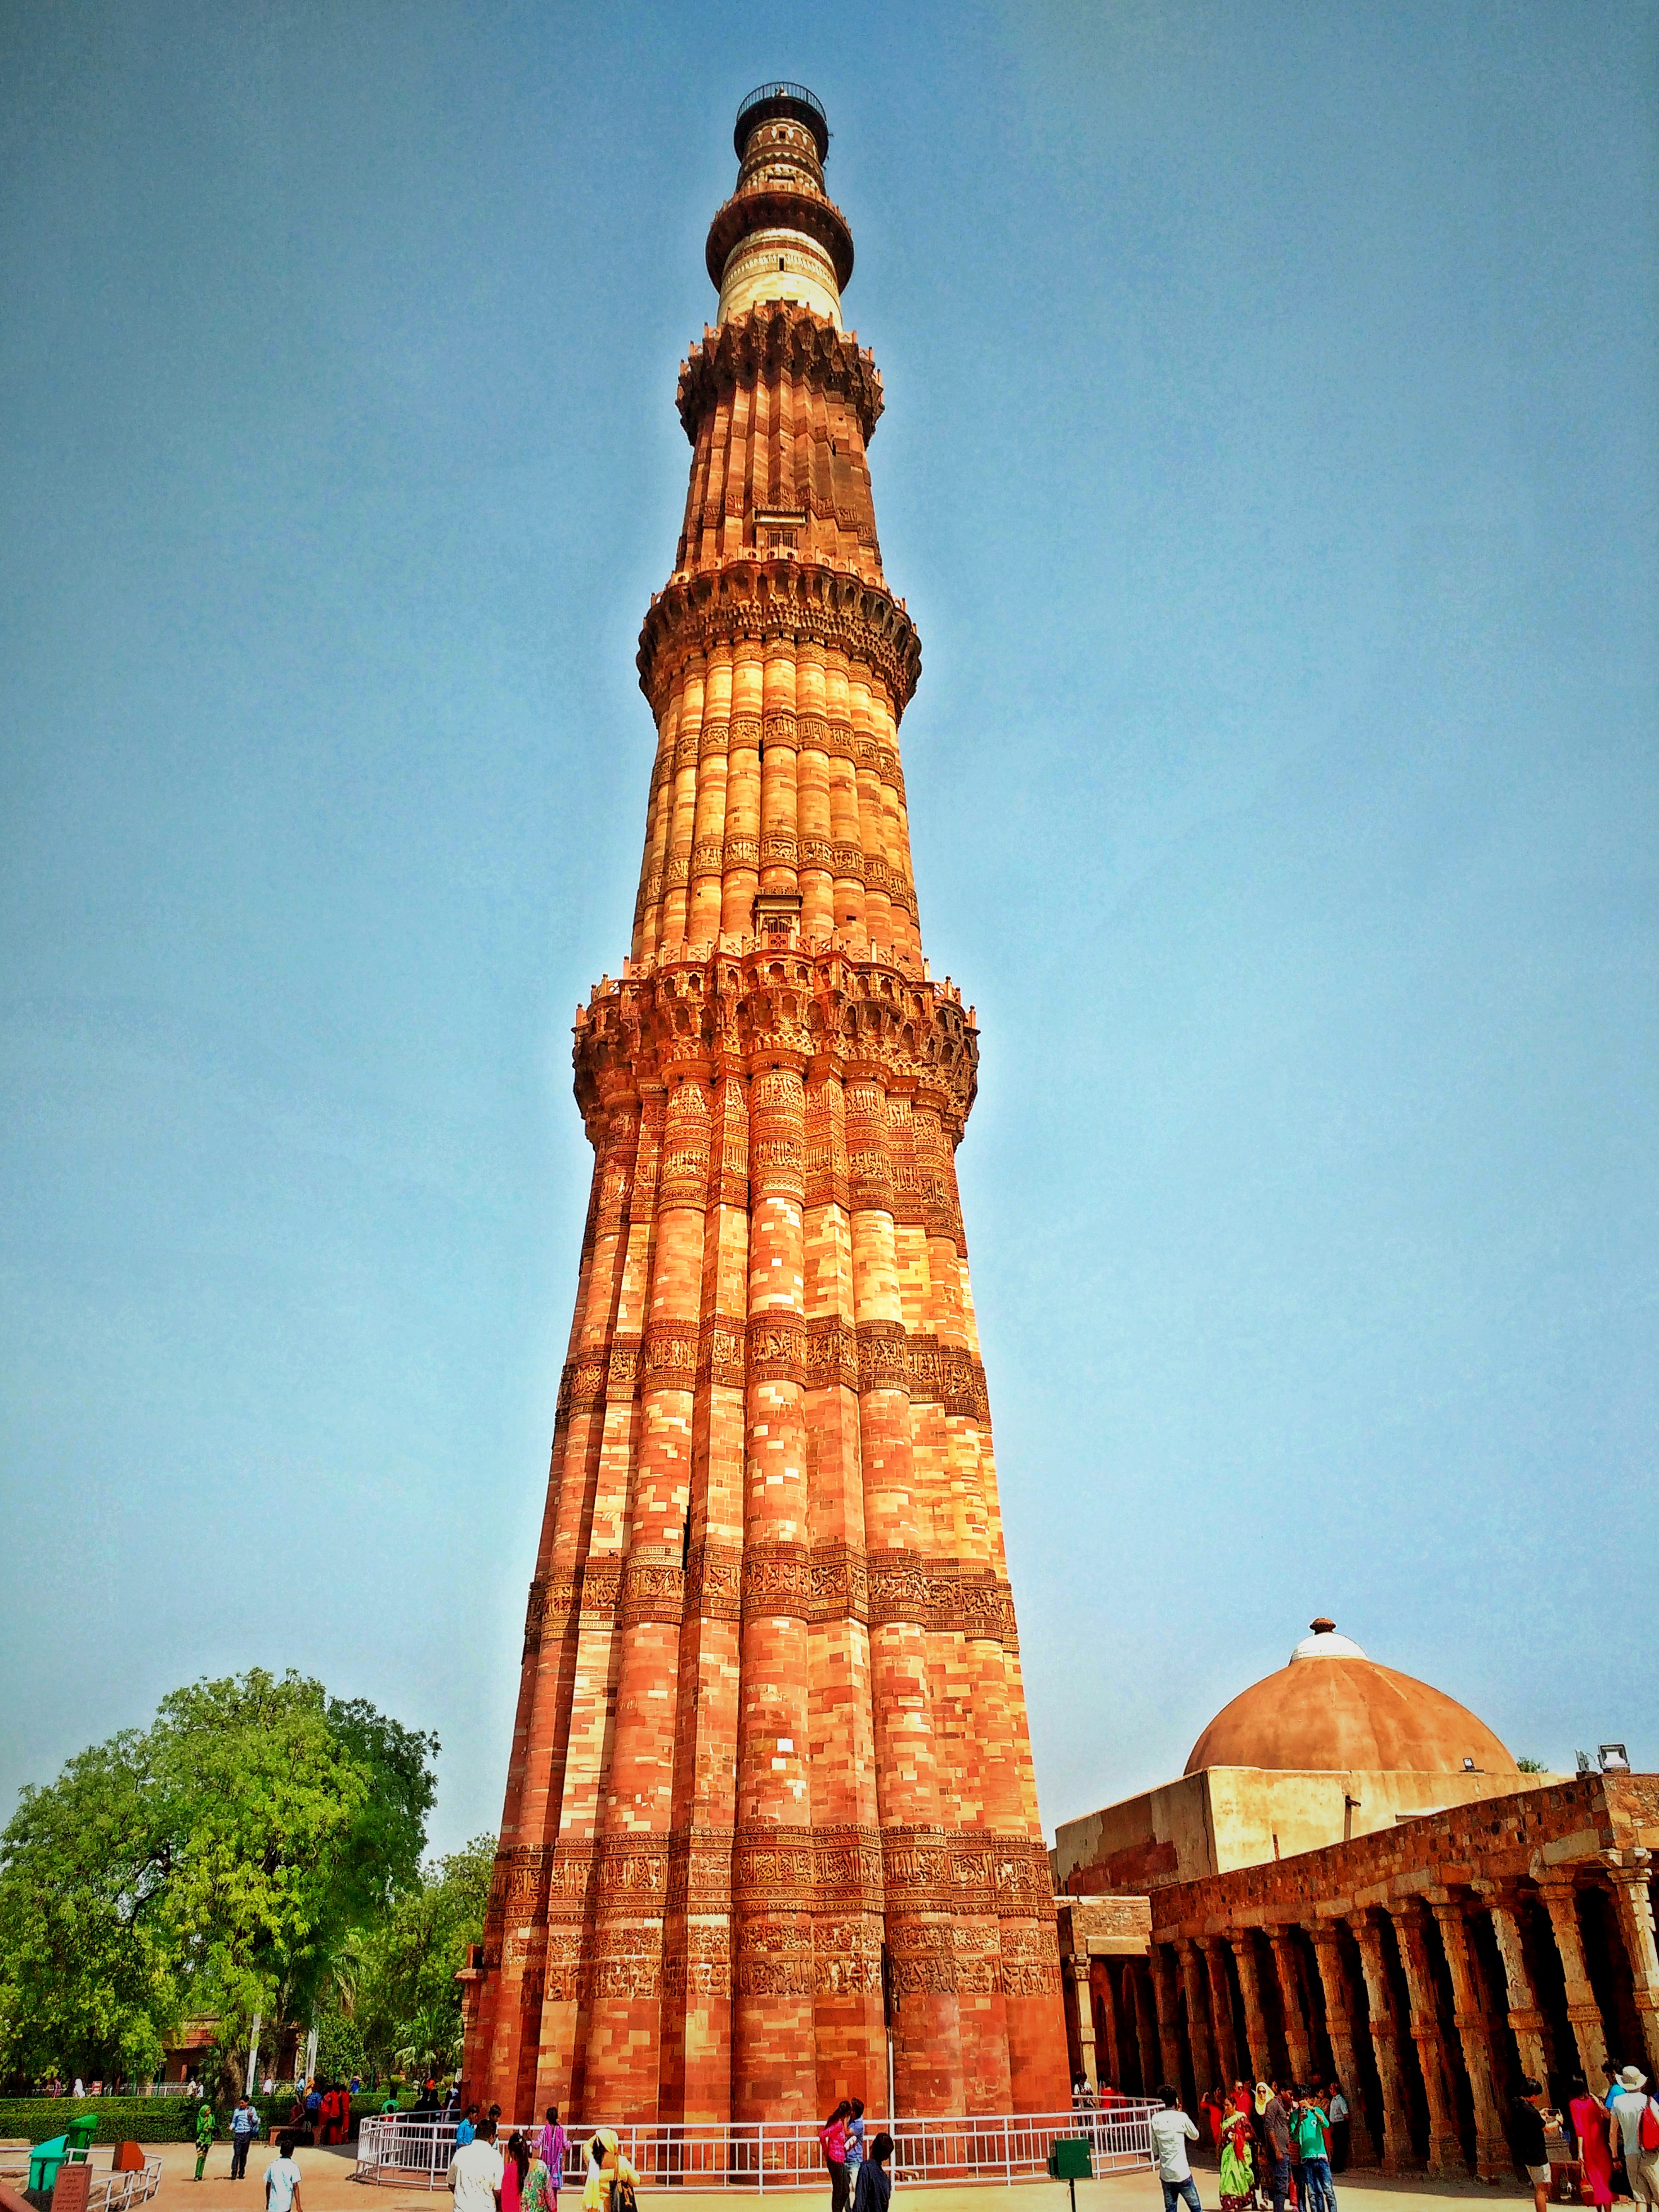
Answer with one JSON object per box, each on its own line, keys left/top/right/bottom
{"left": 461, "top": 97, "right": 1069, "bottom": 2128}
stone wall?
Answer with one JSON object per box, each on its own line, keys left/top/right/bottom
{"left": 1053, "top": 1766, "right": 1555, "bottom": 1894}
{"left": 1068, "top": 1775, "right": 1659, "bottom": 2184}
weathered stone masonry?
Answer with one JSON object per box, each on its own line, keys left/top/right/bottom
{"left": 460, "top": 86, "right": 1070, "bottom": 2126}
{"left": 1062, "top": 1775, "right": 1659, "bottom": 2183}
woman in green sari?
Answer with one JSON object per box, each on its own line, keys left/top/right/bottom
{"left": 193, "top": 2099, "right": 218, "bottom": 2183}
{"left": 1219, "top": 2106, "right": 1257, "bottom": 2212}
{"left": 522, "top": 2143, "right": 553, "bottom": 2212}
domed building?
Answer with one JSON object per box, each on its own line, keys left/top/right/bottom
{"left": 1053, "top": 1618, "right": 1537, "bottom": 1895}
{"left": 1184, "top": 1617, "right": 1518, "bottom": 1780}
{"left": 1047, "top": 1626, "right": 1657, "bottom": 2187}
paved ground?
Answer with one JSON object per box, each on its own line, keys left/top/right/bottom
{"left": 2, "top": 2139, "right": 1537, "bottom": 2212}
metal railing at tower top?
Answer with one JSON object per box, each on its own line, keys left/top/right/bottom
{"left": 733, "top": 82, "right": 830, "bottom": 159}
{"left": 355, "top": 2102, "right": 1158, "bottom": 2192}
{"left": 737, "top": 83, "right": 828, "bottom": 132}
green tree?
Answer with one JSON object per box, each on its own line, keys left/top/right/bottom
{"left": 0, "top": 1671, "right": 438, "bottom": 2086}
{"left": 394, "top": 2003, "right": 461, "bottom": 2079}
{"left": 1517, "top": 1756, "right": 1548, "bottom": 1774}
{"left": 352, "top": 1837, "right": 494, "bottom": 2078}
{"left": 0, "top": 1728, "right": 179, "bottom": 2080}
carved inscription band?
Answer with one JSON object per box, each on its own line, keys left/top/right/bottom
{"left": 557, "top": 1323, "right": 989, "bottom": 1424}
{"left": 488, "top": 1824, "right": 1054, "bottom": 1928}
{"left": 522, "top": 1545, "right": 1018, "bottom": 1650}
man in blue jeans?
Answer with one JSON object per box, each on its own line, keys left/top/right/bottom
{"left": 1260, "top": 2085, "right": 1294, "bottom": 2212}
{"left": 230, "top": 2096, "right": 262, "bottom": 2180}
{"left": 1149, "top": 2085, "right": 1203, "bottom": 2212}
{"left": 1293, "top": 2090, "right": 1336, "bottom": 2212}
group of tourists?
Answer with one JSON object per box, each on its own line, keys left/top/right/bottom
{"left": 1523, "top": 2062, "right": 1659, "bottom": 2212}
{"left": 446, "top": 2109, "right": 649, "bottom": 2212}
{"left": 1142, "top": 2058, "right": 1659, "bottom": 2212}
{"left": 1195, "top": 2084, "right": 1352, "bottom": 2181}
{"left": 1152, "top": 2083, "right": 1340, "bottom": 2212}
{"left": 818, "top": 2098, "right": 895, "bottom": 2212}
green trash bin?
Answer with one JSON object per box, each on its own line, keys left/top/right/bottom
{"left": 30, "top": 2114, "right": 98, "bottom": 2192}
{"left": 1046, "top": 2135, "right": 1093, "bottom": 2212}
{"left": 29, "top": 2135, "right": 69, "bottom": 2193}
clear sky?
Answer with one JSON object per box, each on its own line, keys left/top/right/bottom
{"left": 2, "top": 2, "right": 1654, "bottom": 1856}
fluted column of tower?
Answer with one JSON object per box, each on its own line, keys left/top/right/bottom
{"left": 464, "top": 83, "right": 1069, "bottom": 2126}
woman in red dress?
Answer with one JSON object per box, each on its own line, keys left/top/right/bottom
{"left": 1570, "top": 2077, "right": 1616, "bottom": 2207}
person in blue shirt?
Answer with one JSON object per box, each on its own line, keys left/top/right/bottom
{"left": 456, "top": 2105, "right": 479, "bottom": 2148}
{"left": 230, "top": 2097, "right": 262, "bottom": 2181}
{"left": 845, "top": 2101, "right": 866, "bottom": 2198}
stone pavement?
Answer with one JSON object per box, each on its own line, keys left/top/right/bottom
{"left": 56, "top": 2139, "right": 1536, "bottom": 2212}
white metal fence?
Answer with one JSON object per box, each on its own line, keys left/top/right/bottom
{"left": 355, "top": 2104, "right": 1156, "bottom": 2192}
{"left": 87, "top": 2160, "right": 163, "bottom": 2212}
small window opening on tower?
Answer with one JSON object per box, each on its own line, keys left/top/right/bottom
{"left": 778, "top": 257, "right": 786, "bottom": 271}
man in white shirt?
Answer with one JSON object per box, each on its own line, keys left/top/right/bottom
{"left": 1149, "top": 2085, "right": 1203, "bottom": 2212}
{"left": 264, "top": 2133, "right": 304, "bottom": 2212}
{"left": 1326, "top": 2085, "right": 1350, "bottom": 2172}
{"left": 1609, "top": 2067, "right": 1659, "bottom": 2209}
{"left": 447, "top": 2115, "right": 505, "bottom": 2212}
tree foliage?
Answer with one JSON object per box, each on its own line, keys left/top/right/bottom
{"left": 0, "top": 1671, "right": 438, "bottom": 2086}
{"left": 347, "top": 1836, "right": 493, "bottom": 2079}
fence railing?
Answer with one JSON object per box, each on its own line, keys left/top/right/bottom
{"left": 87, "top": 2160, "right": 163, "bottom": 2212}
{"left": 355, "top": 2104, "right": 1157, "bottom": 2192}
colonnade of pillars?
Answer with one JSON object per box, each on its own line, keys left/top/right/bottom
{"left": 1064, "top": 1855, "right": 1659, "bottom": 2180}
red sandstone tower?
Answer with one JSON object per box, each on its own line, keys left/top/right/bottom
{"left": 463, "top": 82, "right": 1069, "bottom": 2128}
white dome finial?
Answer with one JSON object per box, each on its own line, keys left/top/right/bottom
{"left": 1290, "top": 1616, "right": 1367, "bottom": 1663}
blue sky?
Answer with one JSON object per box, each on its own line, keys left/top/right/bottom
{"left": 2, "top": 2, "right": 1654, "bottom": 1855}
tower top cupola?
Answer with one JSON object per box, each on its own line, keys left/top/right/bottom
{"left": 707, "top": 82, "right": 855, "bottom": 329}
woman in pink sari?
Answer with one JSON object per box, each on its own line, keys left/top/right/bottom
{"left": 1569, "top": 2077, "right": 1616, "bottom": 2207}
{"left": 503, "top": 2131, "right": 530, "bottom": 2212}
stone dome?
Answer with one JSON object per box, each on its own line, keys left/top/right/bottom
{"left": 1184, "top": 1618, "right": 1518, "bottom": 1777}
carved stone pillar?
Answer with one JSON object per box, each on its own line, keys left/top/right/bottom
{"left": 1309, "top": 1924, "right": 1378, "bottom": 2167}
{"left": 1479, "top": 1885, "right": 1555, "bottom": 2092}
{"left": 1068, "top": 1952, "right": 1099, "bottom": 2092}
{"left": 1230, "top": 1931, "right": 1272, "bottom": 2081}
{"left": 1430, "top": 1895, "right": 1508, "bottom": 2182}
{"left": 1536, "top": 1877, "right": 1610, "bottom": 2085}
{"left": 1600, "top": 1851, "right": 1659, "bottom": 2083}
{"left": 1268, "top": 1931, "right": 1314, "bottom": 2086}
{"left": 1180, "top": 1940, "right": 1217, "bottom": 2095}
{"left": 1151, "top": 1944, "right": 1186, "bottom": 2096}
{"left": 1392, "top": 1902, "right": 1464, "bottom": 2175}
{"left": 1091, "top": 1956, "right": 1124, "bottom": 2090}
{"left": 1203, "top": 1937, "right": 1240, "bottom": 2086}
{"left": 1132, "top": 1960, "right": 1161, "bottom": 2095}
{"left": 1350, "top": 1910, "right": 1414, "bottom": 2174}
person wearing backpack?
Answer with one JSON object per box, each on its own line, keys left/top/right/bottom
{"left": 581, "top": 2129, "right": 638, "bottom": 2212}
{"left": 1608, "top": 2067, "right": 1659, "bottom": 2210}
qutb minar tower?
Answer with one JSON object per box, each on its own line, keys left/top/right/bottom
{"left": 463, "top": 83, "right": 1069, "bottom": 2125}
